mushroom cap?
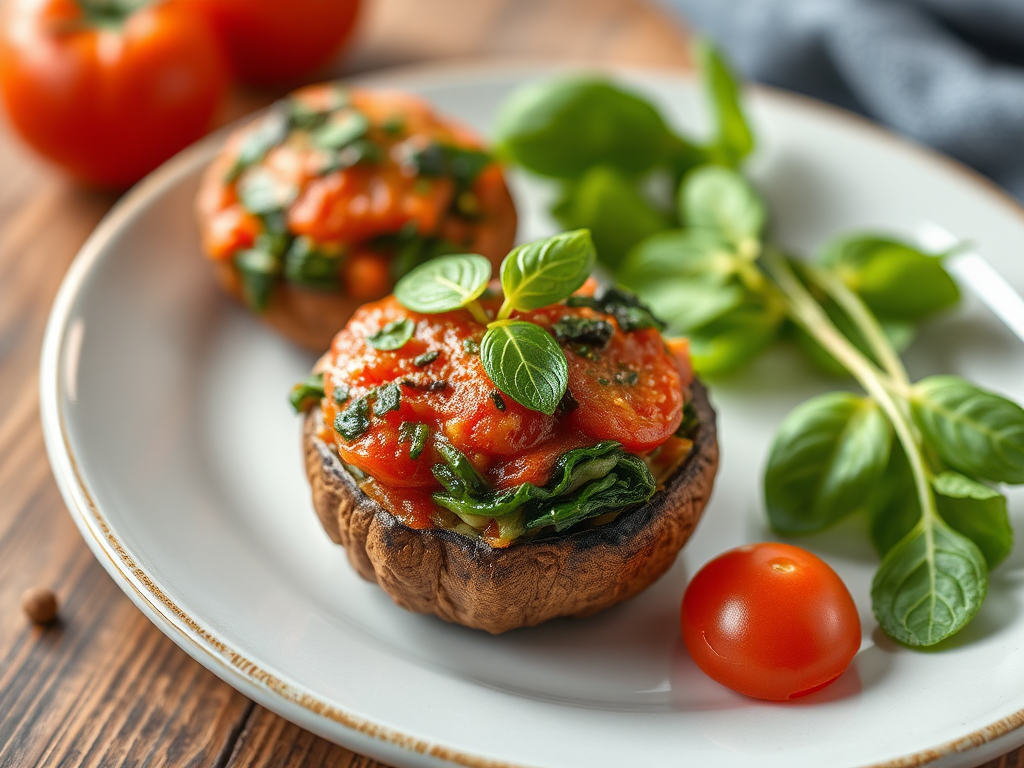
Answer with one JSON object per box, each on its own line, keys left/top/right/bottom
{"left": 303, "top": 379, "right": 719, "bottom": 633}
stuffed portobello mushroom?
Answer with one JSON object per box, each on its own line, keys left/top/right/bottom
{"left": 292, "top": 230, "right": 719, "bottom": 633}
{"left": 197, "top": 83, "right": 518, "bottom": 350}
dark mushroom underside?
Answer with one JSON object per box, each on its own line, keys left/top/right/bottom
{"left": 303, "top": 379, "right": 719, "bottom": 633}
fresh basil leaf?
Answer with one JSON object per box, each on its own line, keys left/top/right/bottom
{"left": 394, "top": 254, "right": 492, "bottom": 314}
{"left": 911, "top": 376, "right": 1024, "bottom": 484}
{"left": 493, "top": 77, "right": 678, "bottom": 179}
{"left": 237, "top": 168, "right": 297, "bottom": 216}
{"left": 234, "top": 247, "right": 281, "bottom": 312}
{"left": 766, "top": 392, "right": 892, "bottom": 534}
{"left": 335, "top": 396, "right": 371, "bottom": 441}
{"left": 687, "top": 303, "right": 782, "bottom": 376}
{"left": 225, "top": 106, "right": 289, "bottom": 182}
{"left": 637, "top": 278, "right": 745, "bottom": 334}
{"left": 679, "top": 165, "right": 765, "bottom": 255}
{"left": 818, "top": 235, "right": 960, "bottom": 320}
{"left": 550, "top": 167, "right": 671, "bottom": 270}
{"left": 366, "top": 318, "right": 415, "bottom": 351}
{"left": 619, "top": 229, "right": 735, "bottom": 288}
{"left": 373, "top": 382, "right": 402, "bottom": 415}
{"left": 283, "top": 237, "right": 339, "bottom": 290}
{"left": 871, "top": 519, "right": 987, "bottom": 646}
{"left": 933, "top": 472, "right": 1012, "bottom": 568}
{"left": 288, "top": 372, "right": 325, "bottom": 413}
{"left": 500, "top": 230, "right": 596, "bottom": 311}
{"left": 398, "top": 422, "right": 430, "bottom": 460}
{"left": 867, "top": 443, "right": 921, "bottom": 556}
{"left": 311, "top": 111, "right": 369, "bottom": 150}
{"left": 414, "top": 350, "right": 439, "bottom": 367}
{"left": 564, "top": 286, "right": 665, "bottom": 332}
{"left": 481, "top": 321, "right": 568, "bottom": 415}
{"left": 697, "top": 38, "right": 755, "bottom": 167}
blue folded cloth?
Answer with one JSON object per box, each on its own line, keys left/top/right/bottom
{"left": 663, "top": 0, "right": 1024, "bottom": 199}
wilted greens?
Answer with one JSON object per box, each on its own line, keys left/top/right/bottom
{"left": 495, "top": 39, "right": 1024, "bottom": 647}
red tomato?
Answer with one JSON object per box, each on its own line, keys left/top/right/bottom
{"left": 0, "top": 0, "right": 228, "bottom": 189}
{"left": 181, "top": 0, "right": 361, "bottom": 85}
{"left": 681, "top": 542, "right": 861, "bottom": 701}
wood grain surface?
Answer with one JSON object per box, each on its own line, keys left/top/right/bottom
{"left": 0, "top": 1, "right": 1020, "bottom": 767}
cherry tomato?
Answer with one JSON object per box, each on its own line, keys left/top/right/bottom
{"left": 681, "top": 542, "right": 861, "bottom": 701}
{"left": 181, "top": 0, "right": 361, "bottom": 85}
{"left": 0, "top": 0, "right": 228, "bottom": 189}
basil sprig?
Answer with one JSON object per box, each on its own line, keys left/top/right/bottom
{"left": 494, "top": 38, "right": 753, "bottom": 267}
{"left": 493, "top": 49, "right": 1024, "bottom": 647}
{"left": 393, "top": 230, "right": 599, "bottom": 415}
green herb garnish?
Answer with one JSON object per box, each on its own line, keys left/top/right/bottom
{"left": 333, "top": 383, "right": 350, "bottom": 405}
{"left": 373, "top": 382, "right": 402, "bottom": 415}
{"left": 283, "top": 237, "right": 340, "bottom": 290}
{"left": 394, "top": 231, "right": 599, "bottom": 414}
{"left": 289, "top": 373, "right": 325, "bottom": 412}
{"left": 414, "top": 350, "right": 440, "bottom": 367}
{"left": 490, "top": 391, "right": 506, "bottom": 411}
{"left": 398, "top": 422, "right": 429, "bottom": 460}
{"left": 335, "top": 397, "right": 370, "bottom": 441}
{"left": 367, "top": 319, "right": 415, "bottom": 351}
{"left": 234, "top": 247, "right": 281, "bottom": 312}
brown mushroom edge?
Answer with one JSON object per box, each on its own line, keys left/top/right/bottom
{"left": 302, "top": 379, "right": 719, "bottom": 634}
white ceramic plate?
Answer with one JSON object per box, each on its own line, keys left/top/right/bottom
{"left": 40, "top": 65, "right": 1024, "bottom": 768}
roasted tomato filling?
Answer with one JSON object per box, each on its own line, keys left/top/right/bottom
{"left": 309, "top": 285, "right": 697, "bottom": 546}
{"left": 197, "top": 84, "right": 512, "bottom": 310}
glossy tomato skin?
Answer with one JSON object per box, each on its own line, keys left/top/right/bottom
{"left": 681, "top": 542, "right": 861, "bottom": 701}
{"left": 181, "top": 0, "right": 361, "bottom": 85}
{"left": 0, "top": 0, "right": 227, "bottom": 189}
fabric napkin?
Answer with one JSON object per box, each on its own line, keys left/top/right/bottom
{"left": 662, "top": 0, "right": 1024, "bottom": 200}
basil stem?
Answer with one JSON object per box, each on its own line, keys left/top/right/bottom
{"left": 763, "top": 250, "right": 987, "bottom": 645}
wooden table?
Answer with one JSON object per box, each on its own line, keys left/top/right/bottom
{"left": 0, "top": 1, "right": 1020, "bottom": 766}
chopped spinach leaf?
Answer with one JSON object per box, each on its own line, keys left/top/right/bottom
{"left": 225, "top": 106, "right": 289, "bottom": 182}
{"left": 406, "top": 142, "right": 492, "bottom": 191}
{"left": 398, "top": 422, "right": 430, "bottom": 460}
{"left": 431, "top": 441, "right": 656, "bottom": 537}
{"left": 311, "top": 111, "right": 369, "bottom": 150}
{"left": 288, "top": 373, "right": 325, "bottom": 412}
{"left": 552, "top": 316, "right": 614, "bottom": 348}
{"left": 613, "top": 369, "right": 639, "bottom": 386}
{"left": 414, "top": 350, "right": 440, "bottom": 367}
{"left": 566, "top": 286, "right": 665, "bottom": 332}
{"left": 234, "top": 247, "right": 281, "bottom": 312}
{"left": 283, "top": 237, "right": 340, "bottom": 290}
{"left": 333, "top": 383, "right": 350, "bottom": 405}
{"left": 381, "top": 116, "right": 405, "bottom": 135}
{"left": 335, "top": 396, "right": 370, "bottom": 441}
{"left": 373, "top": 382, "right": 402, "bottom": 415}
